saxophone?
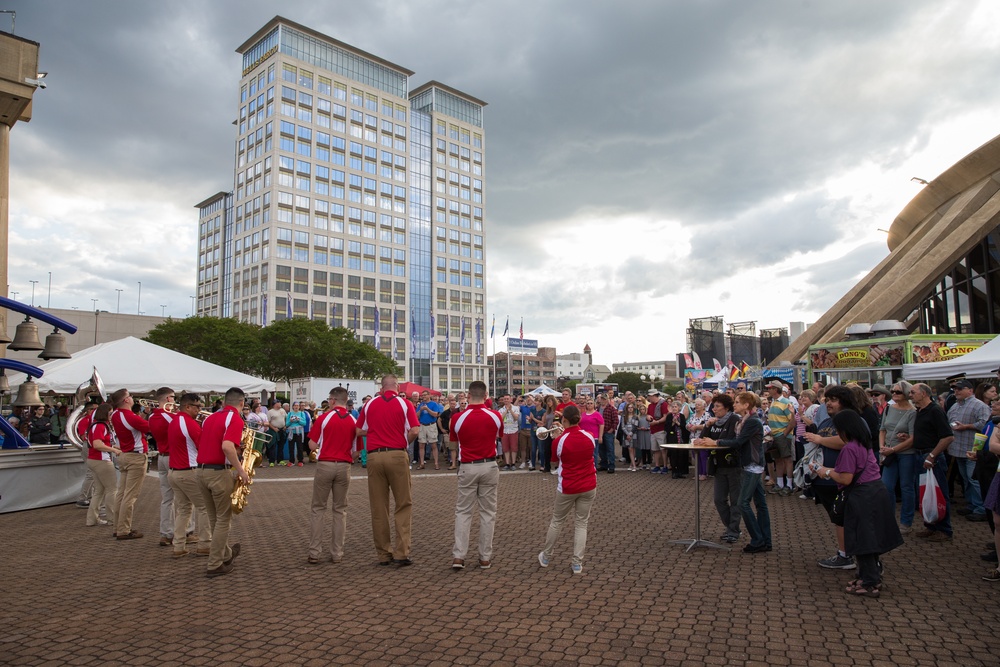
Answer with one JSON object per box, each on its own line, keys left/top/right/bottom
{"left": 231, "top": 425, "right": 266, "bottom": 514}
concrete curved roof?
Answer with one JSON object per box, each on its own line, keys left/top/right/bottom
{"left": 777, "top": 131, "right": 1000, "bottom": 364}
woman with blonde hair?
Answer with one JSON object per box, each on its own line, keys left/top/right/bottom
{"left": 878, "top": 380, "right": 916, "bottom": 532}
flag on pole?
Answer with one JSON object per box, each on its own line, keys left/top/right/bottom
{"left": 286, "top": 291, "right": 293, "bottom": 319}
{"left": 490, "top": 314, "right": 495, "bottom": 338}
{"left": 712, "top": 358, "right": 723, "bottom": 373}
{"left": 429, "top": 310, "right": 435, "bottom": 346}
{"left": 460, "top": 318, "right": 467, "bottom": 363}
{"left": 475, "top": 319, "right": 482, "bottom": 363}
{"left": 445, "top": 316, "right": 451, "bottom": 362}
{"left": 391, "top": 309, "right": 399, "bottom": 360}
{"left": 728, "top": 366, "right": 740, "bottom": 381}
{"left": 502, "top": 317, "right": 509, "bottom": 337}
{"left": 519, "top": 318, "right": 523, "bottom": 340}
{"left": 410, "top": 308, "right": 416, "bottom": 355}
{"left": 740, "top": 361, "right": 750, "bottom": 377}
{"left": 373, "top": 307, "right": 380, "bottom": 340}
{"left": 692, "top": 352, "right": 703, "bottom": 370}
{"left": 262, "top": 295, "right": 268, "bottom": 324}
{"left": 683, "top": 353, "right": 693, "bottom": 369}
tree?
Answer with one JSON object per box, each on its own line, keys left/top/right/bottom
{"left": 144, "top": 317, "right": 262, "bottom": 376}
{"left": 257, "top": 319, "right": 398, "bottom": 383}
{"left": 604, "top": 371, "right": 647, "bottom": 396}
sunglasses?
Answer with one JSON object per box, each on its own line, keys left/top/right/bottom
{"left": 891, "top": 390, "right": 903, "bottom": 395}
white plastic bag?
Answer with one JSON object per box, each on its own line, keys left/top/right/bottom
{"left": 919, "top": 469, "right": 945, "bottom": 524}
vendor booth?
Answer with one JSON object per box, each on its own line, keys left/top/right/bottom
{"left": 808, "top": 333, "right": 994, "bottom": 388}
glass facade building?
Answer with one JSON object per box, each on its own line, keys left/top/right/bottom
{"left": 195, "top": 17, "right": 488, "bottom": 390}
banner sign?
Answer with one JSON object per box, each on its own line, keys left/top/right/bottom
{"left": 507, "top": 338, "right": 538, "bottom": 355}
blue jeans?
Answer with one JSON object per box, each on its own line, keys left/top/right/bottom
{"left": 880, "top": 453, "right": 918, "bottom": 527}
{"left": 955, "top": 455, "right": 985, "bottom": 515}
{"left": 595, "top": 433, "right": 616, "bottom": 472}
{"left": 530, "top": 431, "right": 541, "bottom": 467}
{"left": 737, "top": 470, "right": 771, "bottom": 548}
{"left": 914, "top": 453, "right": 952, "bottom": 536}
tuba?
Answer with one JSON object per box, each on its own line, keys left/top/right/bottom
{"left": 230, "top": 422, "right": 271, "bottom": 514}
{"left": 64, "top": 368, "right": 106, "bottom": 450}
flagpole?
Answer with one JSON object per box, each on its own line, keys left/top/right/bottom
{"left": 520, "top": 318, "right": 525, "bottom": 396}
{"left": 491, "top": 317, "right": 496, "bottom": 398}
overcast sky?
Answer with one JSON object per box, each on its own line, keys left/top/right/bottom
{"left": 7, "top": 0, "right": 1000, "bottom": 367}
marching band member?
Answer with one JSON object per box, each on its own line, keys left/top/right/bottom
{"left": 450, "top": 381, "right": 502, "bottom": 570}
{"left": 74, "top": 398, "right": 100, "bottom": 509}
{"left": 306, "top": 387, "right": 356, "bottom": 564}
{"left": 147, "top": 387, "right": 178, "bottom": 547}
{"left": 85, "top": 403, "right": 120, "bottom": 529}
{"left": 110, "top": 388, "right": 151, "bottom": 540}
{"left": 358, "top": 374, "right": 419, "bottom": 566}
{"left": 167, "top": 393, "right": 212, "bottom": 558}
{"left": 197, "top": 387, "right": 250, "bottom": 578}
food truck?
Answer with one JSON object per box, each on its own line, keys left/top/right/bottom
{"left": 807, "top": 333, "right": 995, "bottom": 388}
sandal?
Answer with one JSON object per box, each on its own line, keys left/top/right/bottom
{"left": 435, "top": 465, "right": 440, "bottom": 470}
{"left": 845, "top": 579, "right": 864, "bottom": 593}
{"left": 848, "top": 584, "right": 880, "bottom": 598}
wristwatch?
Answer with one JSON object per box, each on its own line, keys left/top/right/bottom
{"left": 824, "top": 468, "right": 832, "bottom": 479}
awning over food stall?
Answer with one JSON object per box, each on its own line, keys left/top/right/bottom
{"left": 901, "top": 335, "right": 1000, "bottom": 381}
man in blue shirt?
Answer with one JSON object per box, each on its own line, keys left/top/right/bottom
{"left": 518, "top": 396, "right": 535, "bottom": 469}
{"left": 416, "top": 390, "right": 443, "bottom": 470}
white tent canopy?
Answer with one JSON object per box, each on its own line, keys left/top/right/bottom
{"left": 8, "top": 336, "right": 275, "bottom": 395}
{"left": 901, "top": 336, "right": 1000, "bottom": 381}
{"left": 526, "top": 383, "right": 562, "bottom": 397}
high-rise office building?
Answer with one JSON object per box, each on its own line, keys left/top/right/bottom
{"left": 195, "top": 17, "right": 489, "bottom": 389}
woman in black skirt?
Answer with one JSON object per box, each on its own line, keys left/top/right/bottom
{"left": 664, "top": 401, "right": 690, "bottom": 479}
{"left": 811, "top": 410, "right": 903, "bottom": 597}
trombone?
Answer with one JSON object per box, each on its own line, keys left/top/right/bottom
{"left": 137, "top": 398, "right": 177, "bottom": 413}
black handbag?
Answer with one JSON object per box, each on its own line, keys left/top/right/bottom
{"left": 830, "top": 461, "right": 864, "bottom": 523}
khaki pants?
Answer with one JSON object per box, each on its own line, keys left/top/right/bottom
{"left": 86, "top": 459, "right": 117, "bottom": 528}
{"left": 114, "top": 452, "right": 147, "bottom": 535}
{"left": 309, "top": 461, "right": 351, "bottom": 561}
{"left": 169, "top": 469, "right": 211, "bottom": 553}
{"left": 198, "top": 468, "right": 235, "bottom": 570}
{"left": 366, "top": 449, "right": 412, "bottom": 562}
{"left": 542, "top": 489, "right": 596, "bottom": 566}
{"left": 452, "top": 462, "right": 499, "bottom": 561}
{"left": 157, "top": 454, "right": 175, "bottom": 538}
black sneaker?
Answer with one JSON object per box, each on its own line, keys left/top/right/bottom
{"left": 982, "top": 568, "right": 1000, "bottom": 582}
{"left": 818, "top": 554, "right": 856, "bottom": 570}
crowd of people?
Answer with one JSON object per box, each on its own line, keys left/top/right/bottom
{"left": 57, "top": 370, "right": 1000, "bottom": 588}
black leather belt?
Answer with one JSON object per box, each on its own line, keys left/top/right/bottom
{"left": 461, "top": 458, "right": 494, "bottom": 465}
{"left": 170, "top": 466, "right": 195, "bottom": 471}
{"left": 369, "top": 447, "right": 403, "bottom": 454}
{"left": 198, "top": 464, "right": 231, "bottom": 470}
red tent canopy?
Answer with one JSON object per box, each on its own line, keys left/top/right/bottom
{"left": 397, "top": 381, "right": 442, "bottom": 398}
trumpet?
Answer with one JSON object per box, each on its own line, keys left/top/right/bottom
{"left": 138, "top": 398, "right": 177, "bottom": 413}
{"left": 535, "top": 424, "right": 565, "bottom": 440}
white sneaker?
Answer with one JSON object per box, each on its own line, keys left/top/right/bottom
{"left": 538, "top": 551, "right": 549, "bottom": 567}
{"left": 519, "top": 463, "right": 526, "bottom": 469}
{"left": 571, "top": 563, "right": 583, "bottom": 575}
{"left": 550, "top": 469, "right": 558, "bottom": 475}
{"left": 528, "top": 464, "right": 534, "bottom": 470}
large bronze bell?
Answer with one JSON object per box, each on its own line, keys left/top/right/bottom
{"left": 8, "top": 317, "right": 43, "bottom": 351}
{"left": 0, "top": 371, "right": 9, "bottom": 394}
{"left": 39, "top": 328, "right": 71, "bottom": 360}
{"left": 12, "top": 377, "right": 42, "bottom": 407}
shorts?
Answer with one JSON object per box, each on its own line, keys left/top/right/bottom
{"left": 418, "top": 423, "right": 438, "bottom": 444}
{"left": 771, "top": 434, "right": 793, "bottom": 459}
{"left": 651, "top": 431, "right": 666, "bottom": 448}
{"left": 501, "top": 432, "right": 519, "bottom": 454}
{"left": 813, "top": 485, "right": 841, "bottom": 526}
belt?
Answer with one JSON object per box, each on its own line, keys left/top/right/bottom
{"left": 157, "top": 452, "right": 169, "bottom": 456}
{"left": 461, "top": 458, "right": 495, "bottom": 465}
{"left": 170, "top": 466, "right": 195, "bottom": 471}
{"left": 198, "top": 464, "right": 231, "bottom": 470}
{"left": 369, "top": 447, "right": 404, "bottom": 454}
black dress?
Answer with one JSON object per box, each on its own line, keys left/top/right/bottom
{"left": 665, "top": 412, "right": 689, "bottom": 478}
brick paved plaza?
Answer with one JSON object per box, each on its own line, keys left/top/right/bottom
{"left": 2, "top": 464, "right": 997, "bottom": 666}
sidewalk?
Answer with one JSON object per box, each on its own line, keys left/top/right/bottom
{"left": 2, "top": 465, "right": 996, "bottom": 666}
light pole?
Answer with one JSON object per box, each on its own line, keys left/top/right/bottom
{"left": 137, "top": 281, "right": 142, "bottom": 315}
{"left": 28, "top": 280, "right": 37, "bottom": 307}
{"left": 46, "top": 272, "right": 51, "bottom": 308}
{"left": 91, "top": 298, "right": 98, "bottom": 312}
{"left": 10, "top": 291, "right": 17, "bottom": 301}
{"left": 115, "top": 288, "right": 123, "bottom": 313}
{"left": 160, "top": 305, "right": 166, "bottom": 317}
{"left": 190, "top": 296, "right": 195, "bottom": 317}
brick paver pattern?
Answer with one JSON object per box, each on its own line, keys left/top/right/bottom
{"left": 2, "top": 463, "right": 997, "bottom": 666}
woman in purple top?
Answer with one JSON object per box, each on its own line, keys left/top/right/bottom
{"left": 811, "top": 410, "right": 903, "bottom": 597}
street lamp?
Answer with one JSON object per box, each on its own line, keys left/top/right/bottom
{"left": 46, "top": 272, "right": 51, "bottom": 308}
{"left": 641, "top": 373, "right": 660, "bottom": 391}
{"left": 137, "top": 281, "right": 142, "bottom": 315}
{"left": 160, "top": 305, "right": 166, "bottom": 317}
{"left": 115, "top": 288, "right": 123, "bottom": 314}
{"left": 28, "top": 280, "right": 38, "bottom": 307}
{"left": 91, "top": 298, "right": 97, "bottom": 312}
{"left": 190, "top": 295, "right": 195, "bottom": 317}
{"left": 10, "top": 291, "right": 17, "bottom": 301}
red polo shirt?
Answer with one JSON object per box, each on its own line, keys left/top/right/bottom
{"left": 111, "top": 409, "right": 150, "bottom": 453}
{"left": 556, "top": 401, "right": 576, "bottom": 414}
{"left": 77, "top": 412, "right": 93, "bottom": 440}
{"left": 198, "top": 406, "right": 244, "bottom": 466}
{"left": 167, "top": 412, "right": 201, "bottom": 469}
{"left": 148, "top": 408, "right": 174, "bottom": 456}
{"left": 309, "top": 406, "right": 356, "bottom": 463}
{"left": 552, "top": 425, "right": 597, "bottom": 495}
{"left": 450, "top": 404, "right": 502, "bottom": 462}
{"left": 358, "top": 390, "right": 418, "bottom": 450}
{"left": 87, "top": 423, "right": 112, "bottom": 461}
